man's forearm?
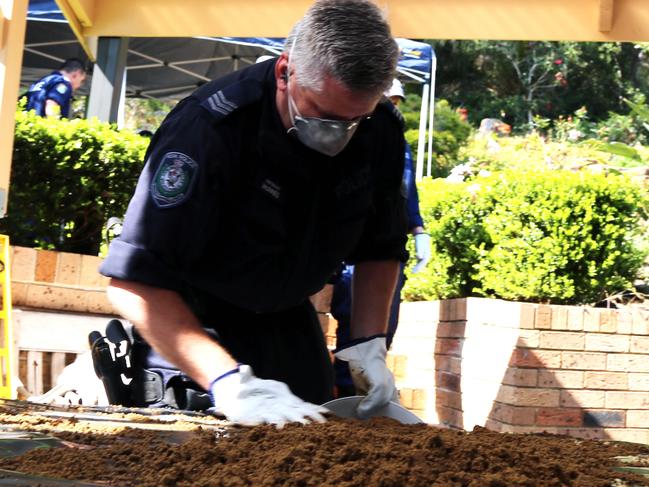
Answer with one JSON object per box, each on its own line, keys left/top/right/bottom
{"left": 106, "top": 278, "right": 238, "bottom": 389}
{"left": 350, "top": 260, "right": 400, "bottom": 339}
{"left": 44, "top": 99, "right": 61, "bottom": 118}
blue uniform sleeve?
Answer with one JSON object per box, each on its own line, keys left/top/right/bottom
{"left": 45, "top": 82, "right": 71, "bottom": 111}
{"left": 99, "top": 98, "right": 225, "bottom": 291}
{"left": 404, "top": 144, "right": 424, "bottom": 230}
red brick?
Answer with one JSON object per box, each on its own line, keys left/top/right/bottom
{"left": 435, "top": 389, "right": 462, "bottom": 410}
{"left": 509, "top": 349, "right": 561, "bottom": 368}
{"left": 502, "top": 368, "right": 537, "bottom": 387}
{"left": 34, "top": 250, "right": 57, "bottom": 283}
{"left": 539, "top": 331, "right": 584, "bottom": 350}
{"left": 11, "top": 246, "right": 36, "bottom": 281}
{"left": 435, "top": 338, "right": 463, "bottom": 356}
{"left": 484, "top": 419, "right": 505, "bottom": 432}
{"left": 489, "top": 402, "right": 535, "bottom": 425}
{"left": 560, "top": 390, "right": 606, "bottom": 408}
{"left": 516, "top": 329, "right": 540, "bottom": 348}
{"left": 538, "top": 370, "right": 583, "bottom": 389}
{"left": 438, "top": 406, "right": 463, "bottom": 429}
{"left": 497, "top": 385, "right": 560, "bottom": 407}
{"left": 436, "top": 322, "right": 466, "bottom": 338}
{"left": 536, "top": 408, "right": 582, "bottom": 427}
{"left": 583, "top": 371, "right": 627, "bottom": 390}
{"left": 434, "top": 355, "right": 461, "bottom": 375}
{"left": 584, "top": 334, "right": 629, "bottom": 353}
{"left": 536, "top": 305, "right": 552, "bottom": 329}
{"left": 561, "top": 351, "right": 606, "bottom": 370}
{"left": 11, "top": 282, "right": 28, "bottom": 305}
{"left": 437, "top": 371, "right": 461, "bottom": 392}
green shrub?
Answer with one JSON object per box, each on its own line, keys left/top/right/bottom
{"left": 404, "top": 100, "right": 472, "bottom": 178}
{"left": 402, "top": 170, "right": 649, "bottom": 305}
{"left": 3, "top": 109, "right": 148, "bottom": 255}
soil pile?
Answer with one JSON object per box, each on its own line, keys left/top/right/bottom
{"left": 2, "top": 417, "right": 649, "bottom": 486}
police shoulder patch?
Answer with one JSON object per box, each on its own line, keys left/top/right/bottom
{"left": 150, "top": 152, "right": 199, "bottom": 208}
{"left": 55, "top": 83, "right": 69, "bottom": 95}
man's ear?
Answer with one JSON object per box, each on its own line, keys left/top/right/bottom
{"left": 275, "top": 53, "right": 290, "bottom": 91}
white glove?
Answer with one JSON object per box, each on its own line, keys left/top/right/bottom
{"left": 210, "top": 365, "right": 327, "bottom": 427}
{"left": 411, "top": 232, "right": 431, "bottom": 274}
{"left": 334, "top": 337, "right": 397, "bottom": 419}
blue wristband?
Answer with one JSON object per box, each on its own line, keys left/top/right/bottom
{"left": 333, "top": 334, "right": 386, "bottom": 353}
{"left": 208, "top": 365, "right": 241, "bottom": 405}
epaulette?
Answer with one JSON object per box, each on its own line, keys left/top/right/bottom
{"left": 199, "top": 78, "right": 264, "bottom": 121}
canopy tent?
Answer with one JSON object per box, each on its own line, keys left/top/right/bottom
{"left": 23, "top": 0, "right": 436, "bottom": 179}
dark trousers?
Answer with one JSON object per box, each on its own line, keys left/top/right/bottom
{"left": 330, "top": 263, "right": 406, "bottom": 391}
{"left": 133, "top": 299, "right": 334, "bottom": 407}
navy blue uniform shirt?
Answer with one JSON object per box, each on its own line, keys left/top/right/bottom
{"left": 100, "top": 60, "right": 408, "bottom": 314}
{"left": 25, "top": 72, "right": 73, "bottom": 118}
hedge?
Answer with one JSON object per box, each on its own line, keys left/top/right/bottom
{"left": 3, "top": 109, "right": 148, "bottom": 255}
{"left": 403, "top": 169, "right": 649, "bottom": 305}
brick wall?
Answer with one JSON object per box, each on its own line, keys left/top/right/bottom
{"left": 12, "top": 246, "right": 649, "bottom": 443}
{"left": 394, "top": 298, "right": 649, "bottom": 444}
{"left": 11, "top": 246, "right": 114, "bottom": 314}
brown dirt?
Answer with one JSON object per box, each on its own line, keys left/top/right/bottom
{"left": 1, "top": 411, "right": 649, "bottom": 487}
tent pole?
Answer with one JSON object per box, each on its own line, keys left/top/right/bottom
{"left": 87, "top": 37, "right": 129, "bottom": 123}
{"left": 426, "top": 56, "right": 437, "bottom": 177}
{"left": 415, "top": 82, "right": 429, "bottom": 182}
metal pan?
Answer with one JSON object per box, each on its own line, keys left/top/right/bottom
{"left": 322, "top": 396, "right": 424, "bottom": 424}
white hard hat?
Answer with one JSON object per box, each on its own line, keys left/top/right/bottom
{"left": 384, "top": 79, "right": 405, "bottom": 100}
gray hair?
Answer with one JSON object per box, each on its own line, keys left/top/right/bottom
{"left": 285, "top": 0, "right": 398, "bottom": 98}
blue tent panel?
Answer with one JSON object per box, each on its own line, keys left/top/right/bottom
{"left": 27, "top": 0, "right": 66, "bottom": 22}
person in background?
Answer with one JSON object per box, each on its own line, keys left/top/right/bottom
{"left": 331, "top": 78, "right": 431, "bottom": 397}
{"left": 24, "top": 58, "right": 87, "bottom": 119}
{"left": 99, "top": 0, "right": 408, "bottom": 427}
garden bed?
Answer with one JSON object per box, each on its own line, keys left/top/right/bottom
{"left": 0, "top": 405, "right": 649, "bottom": 486}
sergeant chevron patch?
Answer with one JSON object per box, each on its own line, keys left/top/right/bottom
{"left": 205, "top": 90, "right": 238, "bottom": 117}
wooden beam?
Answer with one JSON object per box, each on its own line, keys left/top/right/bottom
{"left": 67, "top": 0, "right": 95, "bottom": 27}
{"left": 80, "top": 0, "right": 649, "bottom": 42}
{"left": 54, "top": 0, "right": 95, "bottom": 60}
{"left": 600, "top": 0, "right": 614, "bottom": 32}
{"left": 0, "top": 0, "right": 29, "bottom": 218}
